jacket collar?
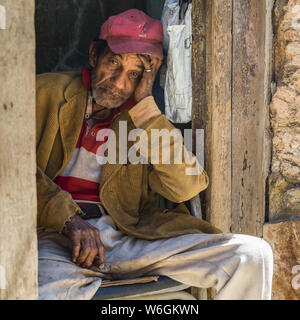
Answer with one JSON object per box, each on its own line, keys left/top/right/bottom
{"left": 63, "top": 71, "right": 87, "bottom": 102}
{"left": 58, "top": 72, "right": 88, "bottom": 175}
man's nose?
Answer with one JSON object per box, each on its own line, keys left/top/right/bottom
{"left": 110, "top": 71, "right": 127, "bottom": 92}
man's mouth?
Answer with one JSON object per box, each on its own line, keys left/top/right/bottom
{"left": 103, "top": 88, "right": 121, "bottom": 98}
{"left": 98, "top": 85, "right": 122, "bottom": 99}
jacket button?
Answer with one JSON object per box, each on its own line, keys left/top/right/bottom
{"left": 91, "top": 131, "right": 95, "bottom": 136}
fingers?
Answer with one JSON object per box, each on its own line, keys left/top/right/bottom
{"left": 77, "top": 232, "right": 97, "bottom": 268}
{"left": 76, "top": 237, "right": 89, "bottom": 265}
{"left": 150, "top": 55, "right": 163, "bottom": 70}
{"left": 71, "top": 233, "right": 81, "bottom": 263}
{"left": 95, "top": 232, "right": 106, "bottom": 265}
{"left": 77, "top": 236, "right": 96, "bottom": 268}
{"left": 138, "top": 54, "right": 162, "bottom": 73}
{"left": 82, "top": 230, "right": 104, "bottom": 268}
{"left": 63, "top": 215, "right": 106, "bottom": 269}
{"left": 70, "top": 227, "right": 105, "bottom": 269}
{"left": 138, "top": 54, "right": 152, "bottom": 70}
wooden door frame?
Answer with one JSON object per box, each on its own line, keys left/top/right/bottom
{"left": 192, "top": 0, "right": 273, "bottom": 236}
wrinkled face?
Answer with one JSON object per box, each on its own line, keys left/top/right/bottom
{"left": 89, "top": 44, "right": 144, "bottom": 109}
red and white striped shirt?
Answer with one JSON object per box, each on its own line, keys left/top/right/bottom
{"left": 54, "top": 68, "right": 134, "bottom": 205}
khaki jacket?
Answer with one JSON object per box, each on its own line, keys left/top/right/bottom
{"left": 36, "top": 71, "right": 221, "bottom": 240}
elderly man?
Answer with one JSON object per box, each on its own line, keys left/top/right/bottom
{"left": 36, "top": 9, "right": 273, "bottom": 300}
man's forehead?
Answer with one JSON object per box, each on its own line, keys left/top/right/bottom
{"left": 106, "top": 48, "right": 144, "bottom": 69}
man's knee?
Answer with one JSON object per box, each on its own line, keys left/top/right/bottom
{"left": 235, "top": 234, "right": 274, "bottom": 269}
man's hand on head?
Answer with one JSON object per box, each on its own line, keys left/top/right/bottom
{"left": 133, "top": 54, "right": 162, "bottom": 104}
{"left": 62, "top": 214, "right": 105, "bottom": 269}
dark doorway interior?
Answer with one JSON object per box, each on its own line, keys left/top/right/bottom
{"left": 35, "top": 0, "right": 164, "bottom": 74}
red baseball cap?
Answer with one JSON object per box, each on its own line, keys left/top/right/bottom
{"left": 99, "top": 9, "right": 163, "bottom": 60}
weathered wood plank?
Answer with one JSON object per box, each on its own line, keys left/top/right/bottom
{"left": 192, "top": 0, "right": 207, "bottom": 134}
{"left": 0, "top": 0, "right": 37, "bottom": 299}
{"left": 192, "top": 0, "right": 208, "bottom": 218}
{"left": 231, "top": 0, "right": 268, "bottom": 236}
{"left": 205, "top": 0, "right": 232, "bottom": 232}
{"left": 192, "top": 0, "right": 232, "bottom": 232}
{"left": 192, "top": 0, "right": 271, "bottom": 236}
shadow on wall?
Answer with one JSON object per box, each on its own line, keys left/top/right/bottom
{"left": 35, "top": 0, "right": 165, "bottom": 74}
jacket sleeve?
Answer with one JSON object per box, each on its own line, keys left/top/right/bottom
{"left": 36, "top": 166, "right": 84, "bottom": 233}
{"left": 35, "top": 73, "right": 85, "bottom": 232}
{"left": 128, "top": 96, "right": 209, "bottom": 203}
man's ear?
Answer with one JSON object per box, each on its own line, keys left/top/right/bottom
{"left": 89, "top": 42, "right": 98, "bottom": 68}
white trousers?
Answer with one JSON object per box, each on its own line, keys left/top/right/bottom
{"left": 38, "top": 212, "right": 273, "bottom": 300}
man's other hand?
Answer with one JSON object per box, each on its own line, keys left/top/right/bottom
{"left": 133, "top": 54, "right": 162, "bottom": 103}
{"left": 62, "top": 214, "right": 105, "bottom": 269}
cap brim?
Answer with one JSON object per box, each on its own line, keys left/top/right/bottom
{"left": 106, "top": 38, "right": 163, "bottom": 60}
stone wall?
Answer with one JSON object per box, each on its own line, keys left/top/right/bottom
{"left": 269, "top": 0, "right": 300, "bottom": 221}
{"left": 0, "top": 0, "right": 37, "bottom": 299}
{"left": 263, "top": 0, "right": 300, "bottom": 300}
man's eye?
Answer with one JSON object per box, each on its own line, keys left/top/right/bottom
{"left": 111, "top": 59, "right": 118, "bottom": 65}
{"left": 131, "top": 71, "right": 139, "bottom": 78}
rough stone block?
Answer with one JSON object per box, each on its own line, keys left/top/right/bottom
{"left": 263, "top": 220, "right": 300, "bottom": 300}
{"left": 269, "top": 0, "right": 300, "bottom": 220}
